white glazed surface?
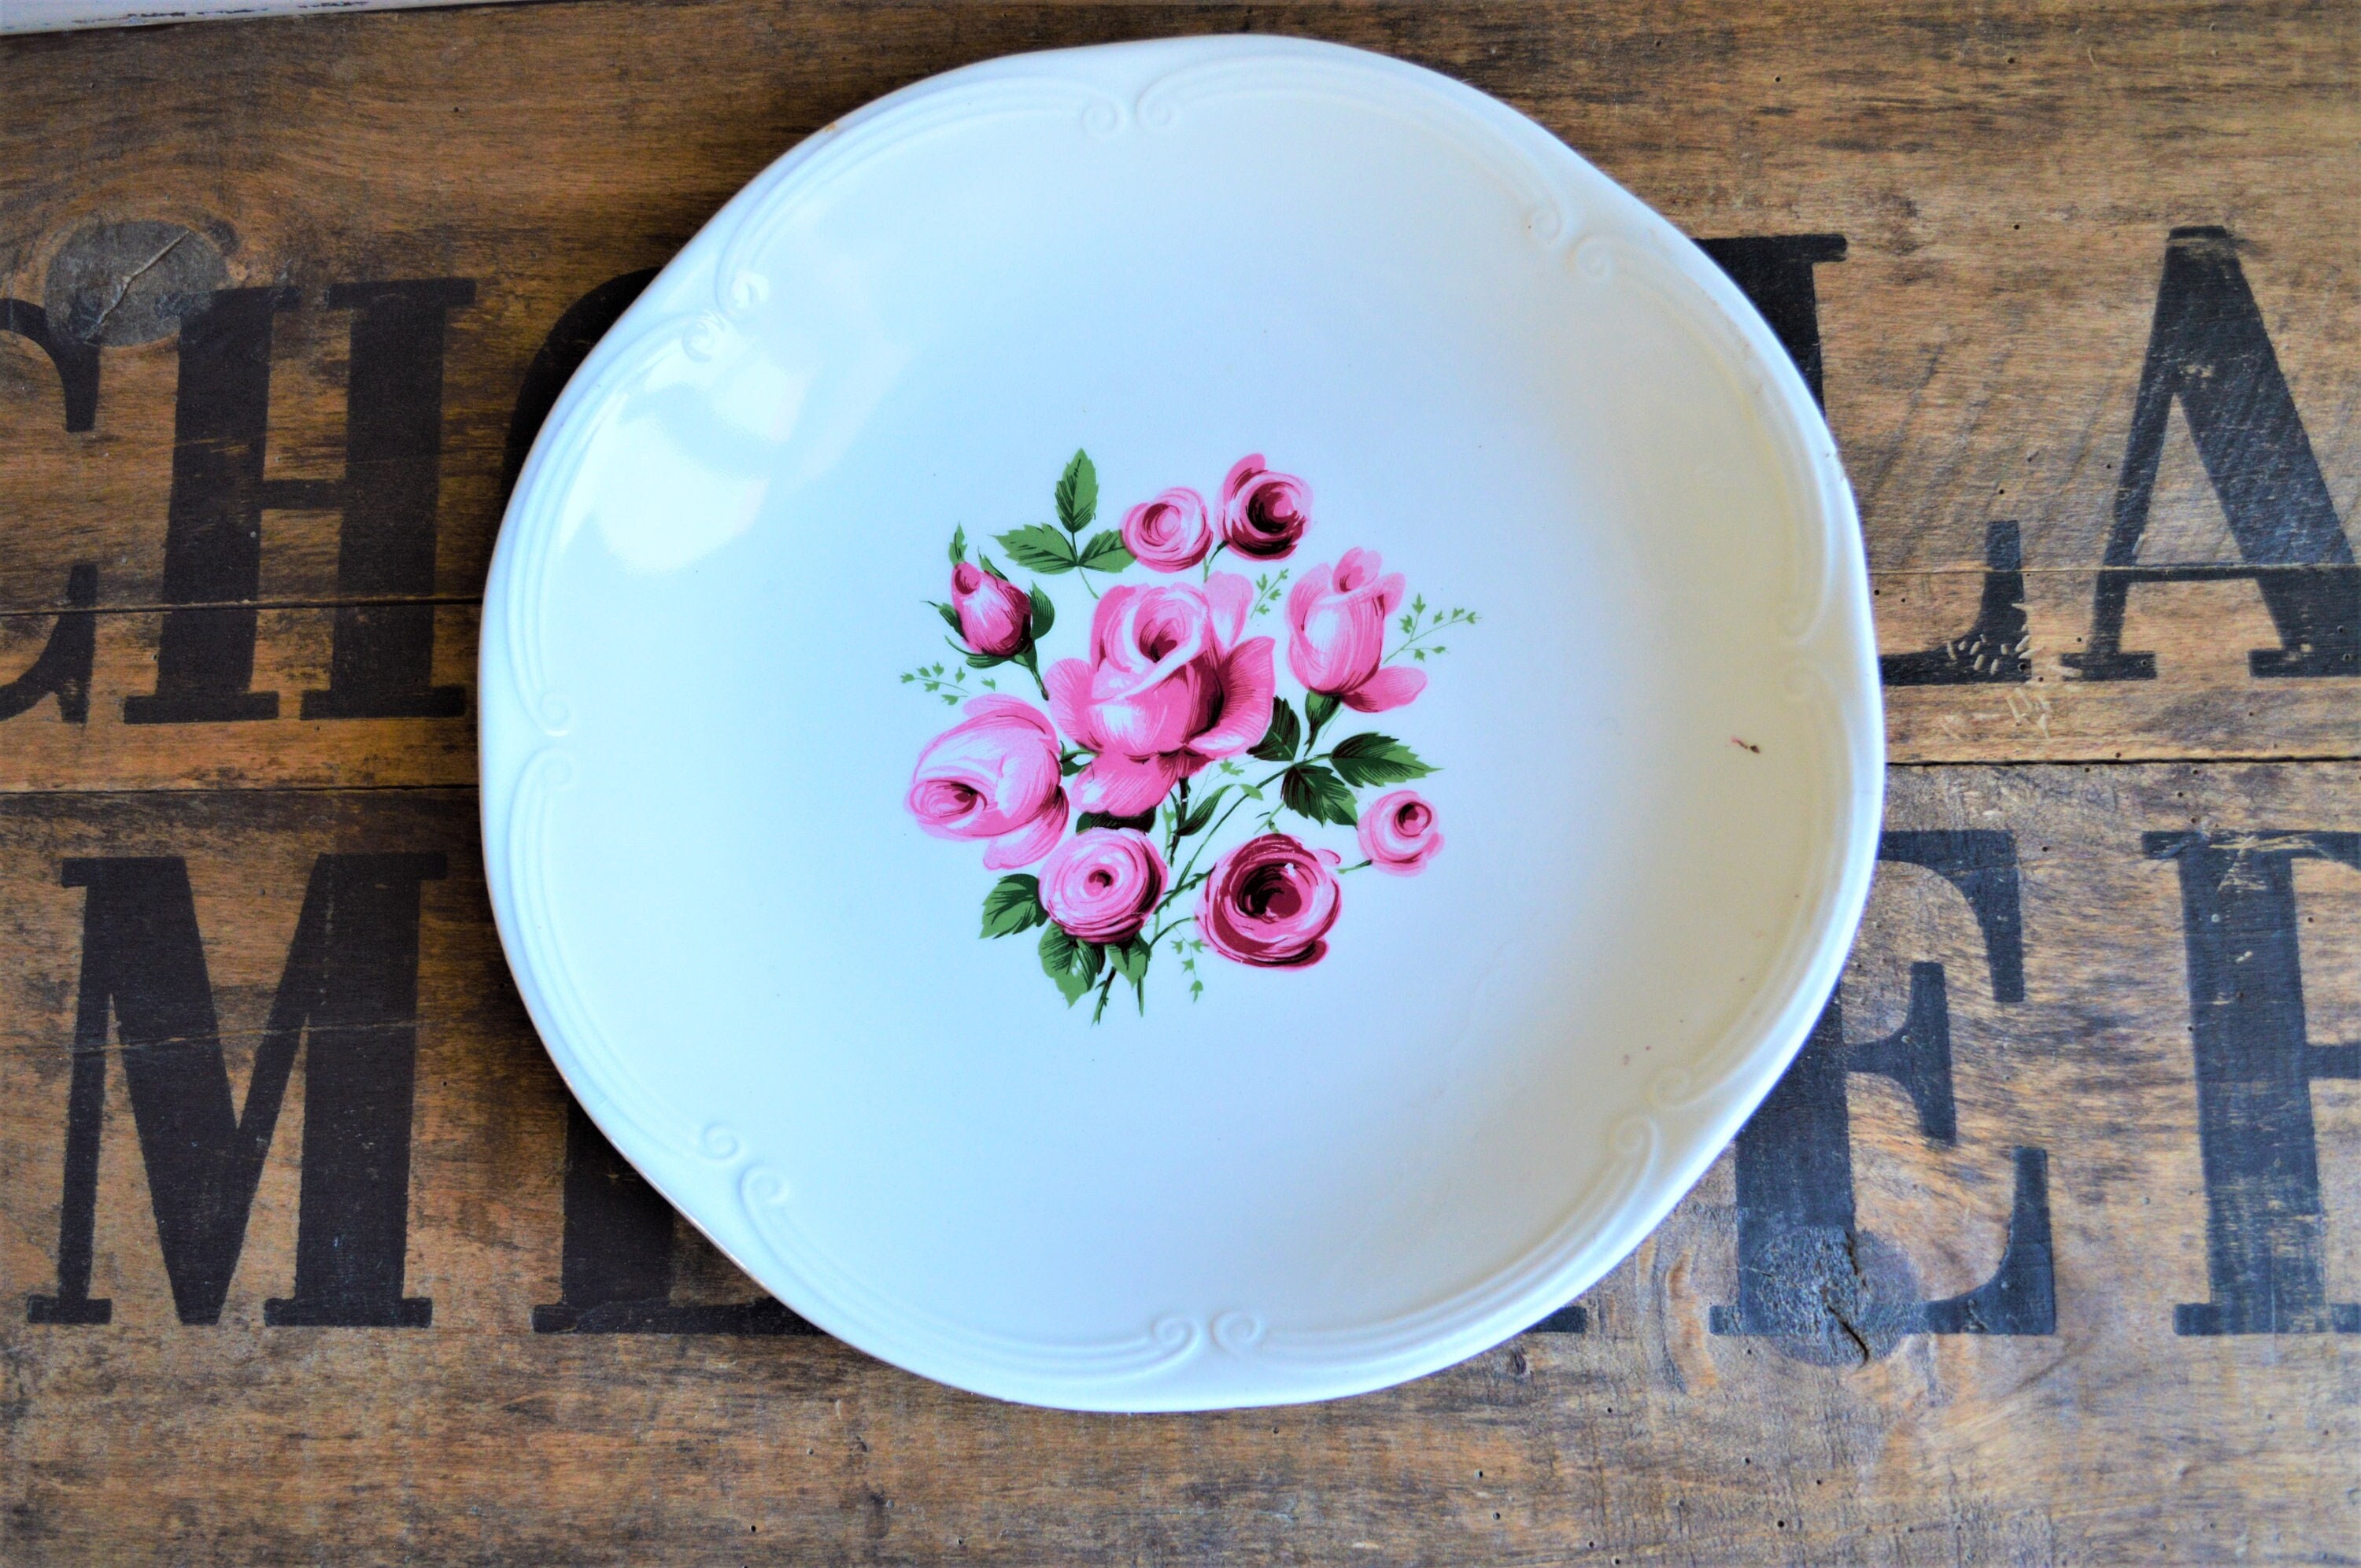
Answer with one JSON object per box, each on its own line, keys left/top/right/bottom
{"left": 481, "top": 35, "right": 1883, "bottom": 1411}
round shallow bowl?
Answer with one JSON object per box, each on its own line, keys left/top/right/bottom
{"left": 482, "top": 34, "right": 1881, "bottom": 1411}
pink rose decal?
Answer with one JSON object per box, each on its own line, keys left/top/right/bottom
{"left": 1039, "top": 828, "right": 1167, "bottom": 943}
{"left": 908, "top": 448, "right": 1475, "bottom": 1018}
{"left": 1120, "top": 488, "right": 1214, "bottom": 573}
{"left": 950, "top": 562, "right": 1033, "bottom": 658}
{"left": 906, "top": 696, "right": 1068, "bottom": 869}
{"left": 1358, "top": 790, "right": 1443, "bottom": 876}
{"left": 1046, "top": 574, "right": 1277, "bottom": 817}
{"left": 1198, "top": 833, "right": 1343, "bottom": 968}
{"left": 1286, "top": 548, "right": 1427, "bottom": 714}
{"left": 1218, "top": 454, "right": 1313, "bottom": 560}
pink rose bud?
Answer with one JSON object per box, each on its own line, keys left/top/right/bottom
{"left": 1217, "top": 453, "right": 1312, "bottom": 560}
{"left": 1197, "top": 832, "right": 1342, "bottom": 968}
{"left": 1120, "top": 487, "right": 1214, "bottom": 572}
{"left": 1046, "top": 574, "right": 1277, "bottom": 818}
{"left": 951, "top": 562, "right": 1033, "bottom": 658}
{"left": 1358, "top": 790, "right": 1443, "bottom": 876}
{"left": 906, "top": 696, "right": 1069, "bottom": 869}
{"left": 1286, "top": 548, "right": 1427, "bottom": 714}
{"left": 1038, "top": 828, "right": 1168, "bottom": 944}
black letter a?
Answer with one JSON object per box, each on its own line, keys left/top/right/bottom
{"left": 2064, "top": 227, "right": 2357, "bottom": 680}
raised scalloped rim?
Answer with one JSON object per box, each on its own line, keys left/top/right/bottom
{"left": 479, "top": 34, "right": 1882, "bottom": 1411}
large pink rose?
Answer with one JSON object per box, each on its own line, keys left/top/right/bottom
{"left": 1046, "top": 574, "right": 1277, "bottom": 817}
{"left": 1197, "top": 833, "right": 1343, "bottom": 968}
{"left": 951, "top": 562, "right": 1032, "bottom": 658}
{"left": 1358, "top": 790, "right": 1443, "bottom": 876}
{"left": 906, "top": 696, "right": 1068, "bottom": 869}
{"left": 1218, "top": 453, "right": 1312, "bottom": 559}
{"left": 1285, "top": 548, "right": 1426, "bottom": 714}
{"left": 1120, "top": 487, "right": 1213, "bottom": 573}
{"left": 1038, "top": 828, "right": 1167, "bottom": 943}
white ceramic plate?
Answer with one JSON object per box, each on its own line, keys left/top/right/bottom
{"left": 482, "top": 35, "right": 1881, "bottom": 1411}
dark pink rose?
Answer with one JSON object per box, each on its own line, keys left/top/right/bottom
{"left": 1038, "top": 828, "right": 1167, "bottom": 943}
{"left": 1197, "top": 832, "right": 1343, "bottom": 968}
{"left": 1046, "top": 574, "right": 1277, "bottom": 817}
{"left": 1358, "top": 790, "right": 1443, "bottom": 876}
{"left": 1285, "top": 548, "right": 1427, "bottom": 714}
{"left": 1218, "top": 453, "right": 1312, "bottom": 560}
{"left": 906, "top": 696, "right": 1068, "bottom": 869}
{"left": 1120, "top": 487, "right": 1213, "bottom": 573}
{"left": 951, "top": 562, "right": 1033, "bottom": 658}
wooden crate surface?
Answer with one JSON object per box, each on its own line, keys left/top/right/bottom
{"left": 0, "top": 2, "right": 2354, "bottom": 1561}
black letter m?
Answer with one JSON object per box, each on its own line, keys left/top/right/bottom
{"left": 28, "top": 853, "right": 443, "bottom": 1327}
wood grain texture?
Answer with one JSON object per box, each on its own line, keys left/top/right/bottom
{"left": 0, "top": 766, "right": 2353, "bottom": 1562}
{"left": 0, "top": 0, "right": 2355, "bottom": 1561}
{"left": 0, "top": 0, "right": 2352, "bottom": 766}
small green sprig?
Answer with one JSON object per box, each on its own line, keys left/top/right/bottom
{"left": 1389, "top": 597, "right": 1480, "bottom": 663}
{"left": 900, "top": 661, "right": 992, "bottom": 706}
{"left": 1172, "top": 934, "right": 1208, "bottom": 1002}
{"left": 1251, "top": 569, "right": 1290, "bottom": 618}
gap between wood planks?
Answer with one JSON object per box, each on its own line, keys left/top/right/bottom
{"left": 0, "top": 596, "right": 482, "bottom": 617}
{"left": 2, "top": 566, "right": 2346, "bottom": 616}
{"left": 0, "top": 754, "right": 2353, "bottom": 803}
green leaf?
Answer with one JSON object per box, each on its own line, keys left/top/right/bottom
{"left": 1304, "top": 691, "right": 1341, "bottom": 732}
{"left": 998, "top": 524, "right": 1078, "bottom": 574}
{"left": 1177, "top": 787, "right": 1227, "bottom": 838}
{"left": 965, "top": 651, "right": 1007, "bottom": 670}
{"left": 1249, "top": 697, "right": 1300, "bottom": 762}
{"left": 1060, "top": 749, "right": 1092, "bottom": 777}
{"left": 1109, "top": 933, "right": 1152, "bottom": 1016}
{"left": 1330, "top": 733, "right": 1436, "bottom": 787}
{"left": 1076, "top": 808, "right": 1158, "bottom": 834}
{"left": 978, "top": 554, "right": 1008, "bottom": 581}
{"left": 1040, "top": 924, "right": 1103, "bottom": 1005}
{"left": 1076, "top": 530, "right": 1134, "bottom": 574}
{"left": 1029, "top": 585, "right": 1055, "bottom": 641}
{"left": 1109, "top": 935, "right": 1151, "bottom": 983}
{"left": 931, "top": 600, "right": 962, "bottom": 634}
{"left": 1055, "top": 449, "right": 1099, "bottom": 535}
{"left": 981, "top": 875, "right": 1046, "bottom": 939}
{"left": 1280, "top": 763, "right": 1359, "bottom": 828}
{"left": 949, "top": 525, "right": 966, "bottom": 565}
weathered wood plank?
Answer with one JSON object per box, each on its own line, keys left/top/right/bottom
{"left": 0, "top": 762, "right": 2352, "bottom": 1562}
{"left": 1879, "top": 567, "right": 2361, "bottom": 761}
{"left": 0, "top": 603, "right": 479, "bottom": 788}
{"left": 1, "top": 0, "right": 2352, "bottom": 771}
{"left": 0, "top": 566, "right": 2349, "bottom": 788}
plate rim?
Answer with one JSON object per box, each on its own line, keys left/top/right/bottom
{"left": 479, "top": 31, "right": 1886, "bottom": 1411}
